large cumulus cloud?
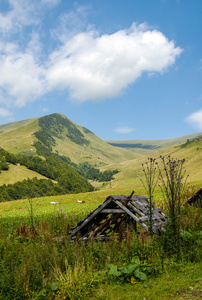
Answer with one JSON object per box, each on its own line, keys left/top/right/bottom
{"left": 47, "top": 23, "right": 182, "bottom": 101}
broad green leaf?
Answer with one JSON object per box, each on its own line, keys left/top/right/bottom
{"left": 107, "top": 264, "right": 122, "bottom": 276}
{"left": 50, "top": 282, "right": 59, "bottom": 291}
{"left": 134, "top": 270, "right": 147, "bottom": 281}
{"left": 122, "top": 264, "right": 137, "bottom": 274}
{"left": 131, "top": 256, "right": 140, "bottom": 266}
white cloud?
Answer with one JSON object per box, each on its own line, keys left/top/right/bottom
{"left": 47, "top": 23, "right": 182, "bottom": 102}
{"left": 51, "top": 4, "right": 91, "bottom": 42}
{"left": 186, "top": 109, "right": 202, "bottom": 130}
{"left": 26, "top": 32, "right": 43, "bottom": 57}
{"left": 115, "top": 126, "right": 135, "bottom": 134}
{"left": 0, "top": 107, "right": 12, "bottom": 117}
{"left": 0, "top": 0, "right": 40, "bottom": 35}
{"left": 0, "top": 41, "right": 47, "bottom": 106}
{"left": 0, "top": 0, "right": 60, "bottom": 35}
{"left": 41, "top": 107, "right": 49, "bottom": 112}
{"left": 0, "top": 15, "right": 183, "bottom": 107}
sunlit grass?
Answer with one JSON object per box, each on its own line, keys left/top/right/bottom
{"left": 0, "top": 164, "right": 47, "bottom": 185}
{"left": 90, "top": 262, "right": 202, "bottom": 300}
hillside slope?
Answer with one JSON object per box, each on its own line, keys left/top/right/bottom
{"left": 0, "top": 164, "right": 49, "bottom": 186}
{"left": 107, "top": 132, "right": 202, "bottom": 155}
{"left": 0, "top": 113, "right": 139, "bottom": 166}
{"left": 103, "top": 135, "right": 202, "bottom": 191}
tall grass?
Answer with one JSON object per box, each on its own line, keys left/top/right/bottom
{"left": 0, "top": 201, "right": 201, "bottom": 299}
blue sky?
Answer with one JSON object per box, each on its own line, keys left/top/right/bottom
{"left": 0, "top": 0, "right": 202, "bottom": 140}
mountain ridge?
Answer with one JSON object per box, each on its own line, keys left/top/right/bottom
{"left": 106, "top": 132, "right": 202, "bottom": 154}
{"left": 0, "top": 113, "right": 140, "bottom": 165}
{"left": 1, "top": 113, "right": 201, "bottom": 159}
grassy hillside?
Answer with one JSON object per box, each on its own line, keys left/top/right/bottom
{"left": 51, "top": 122, "right": 140, "bottom": 165}
{"left": 0, "top": 164, "right": 49, "bottom": 186}
{"left": 0, "top": 114, "right": 135, "bottom": 200}
{"left": 107, "top": 132, "right": 202, "bottom": 155}
{"left": 0, "top": 117, "right": 39, "bottom": 153}
{"left": 102, "top": 134, "right": 202, "bottom": 194}
{"left": 0, "top": 113, "right": 139, "bottom": 166}
{"left": 0, "top": 132, "right": 201, "bottom": 220}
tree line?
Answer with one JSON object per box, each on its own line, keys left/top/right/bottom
{"left": 0, "top": 146, "right": 93, "bottom": 201}
{"left": 0, "top": 144, "right": 118, "bottom": 201}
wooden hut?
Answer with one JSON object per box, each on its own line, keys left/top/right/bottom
{"left": 70, "top": 191, "right": 167, "bottom": 241}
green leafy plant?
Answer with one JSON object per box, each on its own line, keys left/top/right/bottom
{"left": 107, "top": 256, "right": 148, "bottom": 283}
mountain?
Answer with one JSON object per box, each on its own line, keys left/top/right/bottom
{"left": 0, "top": 113, "right": 140, "bottom": 200}
{"left": 106, "top": 132, "right": 202, "bottom": 155}
{"left": 0, "top": 113, "right": 139, "bottom": 166}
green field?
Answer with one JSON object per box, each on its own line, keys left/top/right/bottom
{"left": 0, "top": 186, "right": 201, "bottom": 300}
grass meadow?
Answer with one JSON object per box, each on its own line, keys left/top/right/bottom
{"left": 0, "top": 183, "right": 201, "bottom": 300}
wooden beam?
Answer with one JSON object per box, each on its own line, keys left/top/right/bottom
{"left": 70, "top": 198, "right": 113, "bottom": 237}
{"left": 101, "top": 209, "right": 125, "bottom": 214}
{"left": 138, "top": 216, "right": 148, "bottom": 222}
{"left": 88, "top": 214, "right": 114, "bottom": 238}
{"left": 127, "top": 202, "right": 145, "bottom": 217}
{"left": 114, "top": 200, "right": 148, "bottom": 229}
{"left": 89, "top": 192, "right": 134, "bottom": 238}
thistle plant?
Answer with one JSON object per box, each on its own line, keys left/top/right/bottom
{"left": 26, "top": 193, "right": 38, "bottom": 234}
{"left": 140, "top": 158, "right": 159, "bottom": 234}
{"left": 157, "top": 155, "right": 189, "bottom": 260}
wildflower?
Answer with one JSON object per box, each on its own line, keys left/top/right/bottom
{"left": 131, "top": 277, "right": 138, "bottom": 284}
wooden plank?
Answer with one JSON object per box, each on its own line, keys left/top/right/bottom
{"left": 139, "top": 216, "right": 148, "bottom": 222}
{"left": 90, "top": 192, "right": 135, "bottom": 238}
{"left": 101, "top": 209, "right": 125, "bottom": 213}
{"left": 88, "top": 214, "right": 114, "bottom": 238}
{"left": 70, "top": 198, "right": 113, "bottom": 237}
{"left": 127, "top": 202, "right": 145, "bottom": 217}
{"left": 131, "top": 200, "right": 149, "bottom": 209}
{"left": 114, "top": 200, "right": 148, "bottom": 229}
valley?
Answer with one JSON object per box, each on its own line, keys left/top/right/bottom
{"left": 0, "top": 112, "right": 202, "bottom": 193}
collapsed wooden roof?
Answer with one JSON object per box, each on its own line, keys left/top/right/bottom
{"left": 186, "top": 188, "right": 202, "bottom": 207}
{"left": 70, "top": 192, "right": 167, "bottom": 241}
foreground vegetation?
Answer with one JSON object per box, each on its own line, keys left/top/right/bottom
{"left": 0, "top": 188, "right": 201, "bottom": 299}
{"left": 0, "top": 153, "right": 201, "bottom": 299}
{"left": 91, "top": 262, "right": 202, "bottom": 299}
